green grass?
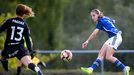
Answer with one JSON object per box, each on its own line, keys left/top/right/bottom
{"left": 0, "top": 69, "right": 133, "bottom": 75}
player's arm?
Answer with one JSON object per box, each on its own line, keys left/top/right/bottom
{"left": 0, "top": 20, "right": 9, "bottom": 33}
{"left": 23, "top": 25, "right": 36, "bottom": 59}
{"left": 86, "top": 20, "right": 103, "bottom": 42}
{"left": 24, "top": 36, "right": 33, "bottom": 49}
{"left": 24, "top": 36, "right": 33, "bottom": 51}
{"left": 82, "top": 21, "right": 102, "bottom": 48}
{"left": 82, "top": 29, "right": 99, "bottom": 48}
{"left": 86, "top": 29, "right": 99, "bottom": 43}
{"left": 23, "top": 25, "right": 33, "bottom": 52}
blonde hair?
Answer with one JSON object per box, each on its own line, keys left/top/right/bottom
{"left": 91, "top": 9, "right": 104, "bottom": 18}
{"left": 16, "top": 4, "right": 34, "bottom": 17}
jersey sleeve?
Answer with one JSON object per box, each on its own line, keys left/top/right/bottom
{"left": 23, "top": 24, "right": 33, "bottom": 51}
{"left": 0, "top": 20, "right": 9, "bottom": 33}
{"left": 96, "top": 21, "right": 103, "bottom": 30}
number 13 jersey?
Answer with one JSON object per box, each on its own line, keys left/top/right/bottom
{"left": 0, "top": 17, "right": 32, "bottom": 51}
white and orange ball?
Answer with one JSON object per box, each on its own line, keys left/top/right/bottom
{"left": 60, "top": 50, "right": 73, "bottom": 61}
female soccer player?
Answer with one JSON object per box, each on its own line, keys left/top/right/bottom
{"left": 0, "top": 4, "right": 43, "bottom": 75}
{"left": 81, "top": 9, "right": 130, "bottom": 75}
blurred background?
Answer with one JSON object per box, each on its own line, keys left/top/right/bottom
{"left": 0, "top": 0, "right": 134, "bottom": 75}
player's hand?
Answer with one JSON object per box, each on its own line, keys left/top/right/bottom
{"left": 82, "top": 40, "right": 89, "bottom": 48}
{"left": 30, "top": 50, "right": 36, "bottom": 59}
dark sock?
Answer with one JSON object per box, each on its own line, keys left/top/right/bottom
{"left": 38, "top": 61, "right": 46, "bottom": 69}
{"left": 16, "top": 66, "right": 21, "bottom": 75}
{"left": 1, "top": 59, "right": 8, "bottom": 71}
{"left": 28, "top": 63, "right": 36, "bottom": 72}
{"left": 28, "top": 63, "right": 41, "bottom": 73}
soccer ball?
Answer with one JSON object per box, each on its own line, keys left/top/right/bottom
{"left": 60, "top": 50, "right": 73, "bottom": 61}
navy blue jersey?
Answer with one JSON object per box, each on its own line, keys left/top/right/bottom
{"left": 0, "top": 17, "right": 32, "bottom": 51}
{"left": 96, "top": 16, "right": 119, "bottom": 38}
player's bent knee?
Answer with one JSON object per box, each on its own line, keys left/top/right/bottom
{"left": 21, "top": 55, "right": 32, "bottom": 66}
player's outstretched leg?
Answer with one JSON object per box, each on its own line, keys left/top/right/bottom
{"left": 1, "top": 59, "right": 9, "bottom": 71}
{"left": 28, "top": 63, "right": 43, "bottom": 75}
{"left": 38, "top": 61, "right": 46, "bottom": 69}
{"left": 81, "top": 59, "right": 101, "bottom": 74}
{"left": 81, "top": 67, "right": 93, "bottom": 74}
{"left": 16, "top": 66, "right": 21, "bottom": 75}
{"left": 113, "top": 59, "right": 130, "bottom": 75}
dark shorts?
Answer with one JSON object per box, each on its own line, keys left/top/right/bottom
{"left": 1, "top": 44, "right": 29, "bottom": 60}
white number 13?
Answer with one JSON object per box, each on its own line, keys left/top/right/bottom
{"left": 11, "top": 26, "right": 24, "bottom": 41}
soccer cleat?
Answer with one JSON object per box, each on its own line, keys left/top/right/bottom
{"left": 81, "top": 67, "right": 93, "bottom": 75}
{"left": 124, "top": 66, "right": 130, "bottom": 75}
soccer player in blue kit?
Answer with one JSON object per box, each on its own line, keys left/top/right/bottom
{"left": 0, "top": 4, "right": 43, "bottom": 75}
{"left": 81, "top": 9, "right": 130, "bottom": 75}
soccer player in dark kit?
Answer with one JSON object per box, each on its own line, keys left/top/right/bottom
{"left": 0, "top": 4, "right": 43, "bottom": 75}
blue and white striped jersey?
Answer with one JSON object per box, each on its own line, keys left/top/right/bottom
{"left": 96, "top": 16, "right": 119, "bottom": 38}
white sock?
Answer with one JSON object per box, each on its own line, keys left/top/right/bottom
{"left": 88, "top": 67, "right": 93, "bottom": 71}
{"left": 34, "top": 67, "right": 40, "bottom": 72}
